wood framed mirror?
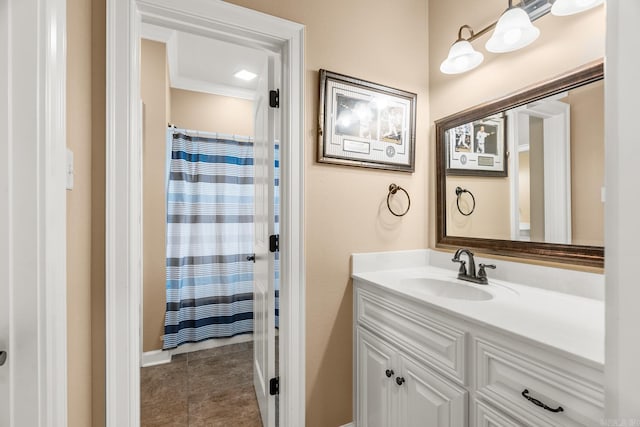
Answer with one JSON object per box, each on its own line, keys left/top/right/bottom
{"left": 435, "top": 60, "right": 604, "bottom": 267}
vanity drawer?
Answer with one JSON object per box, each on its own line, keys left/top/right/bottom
{"left": 475, "top": 338, "right": 604, "bottom": 427}
{"left": 355, "top": 286, "right": 466, "bottom": 384}
{"left": 474, "top": 399, "right": 521, "bottom": 427}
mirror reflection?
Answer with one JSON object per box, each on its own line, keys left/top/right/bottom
{"left": 436, "top": 63, "right": 605, "bottom": 265}
{"left": 442, "top": 70, "right": 604, "bottom": 248}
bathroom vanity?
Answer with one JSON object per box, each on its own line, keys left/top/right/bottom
{"left": 352, "top": 250, "right": 604, "bottom": 427}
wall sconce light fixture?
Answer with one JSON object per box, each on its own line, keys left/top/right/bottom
{"left": 441, "top": 0, "right": 603, "bottom": 75}
{"left": 440, "top": 25, "right": 485, "bottom": 75}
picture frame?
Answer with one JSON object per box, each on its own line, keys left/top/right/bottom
{"left": 445, "top": 113, "right": 507, "bottom": 177}
{"left": 318, "top": 69, "right": 417, "bottom": 172}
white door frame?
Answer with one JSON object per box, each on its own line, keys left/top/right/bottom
{"left": 105, "top": 1, "right": 306, "bottom": 426}
{"left": 508, "top": 102, "right": 571, "bottom": 244}
{"left": 605, "top": 0, "right": 640, "bottom": 417}
{"left": 1, "top": 0, "right": 68, "bottom": 426}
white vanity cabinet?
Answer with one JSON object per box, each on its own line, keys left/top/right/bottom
{"left": 356, "top": 327, "right": 467, "bottom": 427}
{"left": 355, "top": 286, "right": 468, "bottom": 427}
{"left": 353, "top": 279, "right": 605, "bottom": 427}
{"left": 474, "top": 337, "right": 604, "bottom": 427}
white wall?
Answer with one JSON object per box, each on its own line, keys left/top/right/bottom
{"left": 605, "top": 0, "right": 640, "bottom": 420}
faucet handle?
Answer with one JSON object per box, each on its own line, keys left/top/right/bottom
{"left": 452, "top": 258, "right": 467, "bottom": 275}
{"left": 477, "top": 263, "right": 496, "bottom": 279}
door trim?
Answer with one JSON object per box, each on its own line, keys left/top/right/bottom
{"left": 2, "top": 0, "right": 68, "bottom": 425}
{"left": 105, "top": 1, "right": 306, "bottom": 426}
{"left": 508, "top": 103, "right": 572, "bottom": 244}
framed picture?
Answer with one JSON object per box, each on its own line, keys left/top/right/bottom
{"left": 318, "top": 69, "right": 417, "bottom": 172}
{"left": 446, "top": 113, "right": 507, "bottom": 176}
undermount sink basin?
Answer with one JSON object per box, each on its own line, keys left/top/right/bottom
{"left": 400, "top": 277, "right": 494, "bottom": 301}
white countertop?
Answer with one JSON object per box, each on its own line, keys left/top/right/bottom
{"left": 352, "top": 251, "right": 605, "bottom": 367}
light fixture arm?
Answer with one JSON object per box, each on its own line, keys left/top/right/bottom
{"left": 457, "top": 24, "right": 475, "bottom": 41}
{"left": 459, "top": 0, "right": 549, "bottom": 44}
{"left": 462, "top": 23, "right": 496, "bottom": 43}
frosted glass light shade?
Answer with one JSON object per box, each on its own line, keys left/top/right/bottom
{"left": 440, "top": 40, "right": 484, "bottom": 74}
{"left": 485, "top": 7, "right": 540, "bottom": 53}
{"left": 551, "top": 0, "right": 604, "bottom": 16}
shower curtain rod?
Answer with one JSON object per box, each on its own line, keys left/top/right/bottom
{"left": 167, "top": 123, "right": 253, "bottom": 142}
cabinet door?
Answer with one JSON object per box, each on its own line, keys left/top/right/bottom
{"left": 357, "top": 327, "right": 397, "bottom": 427}
{"left": 399, "top": 354, "right": 468, "bottom": 427}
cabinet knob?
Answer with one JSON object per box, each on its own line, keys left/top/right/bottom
{"left": 395, "top": 376, "right": 405, "bottom": 386}
{"left": 385, "top": 369, "right": 394, "bottom": 378}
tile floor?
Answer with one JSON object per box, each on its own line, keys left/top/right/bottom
{"left": 141, "top": 341, "right": 262, "bottom": 427}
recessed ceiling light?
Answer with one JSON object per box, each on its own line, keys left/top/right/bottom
{"left": 234, "top": 69, "right": 257, "bottom": 81}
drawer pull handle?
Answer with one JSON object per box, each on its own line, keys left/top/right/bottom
{"left": 395, "top": 377, "right": 405, "bottom": 386}
{"left": 385, "top": 369, "right": 394, "bottom": 378}
{"left": 521, "top": 389, "right": 564, "bottom": 413}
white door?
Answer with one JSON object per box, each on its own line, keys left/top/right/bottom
{"left": 0, "top": 163, "right": 10, "bottom": 423}
{"left": 1, "top": 0, "right": 67, "bottom": 423}
{"left": 356, "top": 327, "right": 396, "bottom": 427}
{"left": 0, "top": 129, "right": 9, "bottom": 424}
{"left": 399, "top": 354, "right": 467, "bottom": 427}
{"left": 0, "top": 0, "right": 10, "bottom": 420}
{"left": 253, "top": 55, "right": 278, "bottom": 427}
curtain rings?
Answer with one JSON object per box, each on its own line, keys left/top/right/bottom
{"left": 387, "top": 184, "right": 411, "bottom": 217}
{"left": 455, "top": 186, "right": 476, "bottom": 216}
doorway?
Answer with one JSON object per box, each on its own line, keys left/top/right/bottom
{"left": 105, "top": 1, "right": 305, "bottom": 426}
{"left": 138, "top": 28, "right": 279, "bottom": 425}
{"left": 508, "top": 98, "right": 571, "bottom": 244}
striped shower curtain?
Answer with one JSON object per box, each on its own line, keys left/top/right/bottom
{"left": 163, "top": 131, "right": 255, "bottom": 349}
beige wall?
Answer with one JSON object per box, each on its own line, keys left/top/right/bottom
{"left": 141, "top": 39, "right": 171, "bottom": 352}
{"left": 429, "top": 1, "right": 605, "bottom": 249}
{"left": 566, "top": 80, "right": 605, "bottom": 245}
{"left": 66, "top": 0, "right": 93, "bottom": 425}
{"left": 224, "top": 1, "right": 429, "bottom": 426}
{"left": 171, "top": 88, "right": 254, "bottom": 136}
{"left": 140, "top": 40, "right": 255, "bottom": 351}
{"left": 445, "top": 176, "right": 511, "bottom": 239}
{"left": 518, "top": 151, "right": 530, "bottom": 224}
{"left": 65, "top": 0, "right": 108, "bottom": 424}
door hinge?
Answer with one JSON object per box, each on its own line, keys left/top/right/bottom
{"left": 269, "top": 234, "right": 279, "bottom": 252}
{"left": 269, "top": 377, "right": 280, "bottom": 395}
{"left": 269, "top": 89, "right": 280, "bottom": 108}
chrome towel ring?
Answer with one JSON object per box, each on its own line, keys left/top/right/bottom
{"left": 387, "top": 184, "right": 411, "bottom": 217}
{"left": 455, "top": 186, "right": 476, "bottom": 216}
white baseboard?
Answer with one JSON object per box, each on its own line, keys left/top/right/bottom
{"left": 141, "top": 349, "right": 172, "bottom": 367}
{"left": 338, "top": 423, "right": 354, "bottom": 427}
{"left": 141, "top": 333, "right": 254, "bottom": 367}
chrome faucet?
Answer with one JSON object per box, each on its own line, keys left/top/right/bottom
{"left": 451, "top": 248, "right": 496, "bottom": 285}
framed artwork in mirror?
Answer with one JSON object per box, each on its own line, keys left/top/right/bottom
{"left": 446, "top": 113, "right": 507, "bottom": 176}
{"left": 318, "top": 69, "right": 417, "bottom": 172}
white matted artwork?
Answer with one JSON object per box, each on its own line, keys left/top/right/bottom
{"left": 446, "top": 113, "right": 507, "bottom": 176}
{"left": 318, "top": 69, "right": 416, "bottom": 172}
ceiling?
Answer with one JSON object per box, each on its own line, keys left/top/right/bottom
{"left": 141, "top": 23, "right": 268, "bottom": 100}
